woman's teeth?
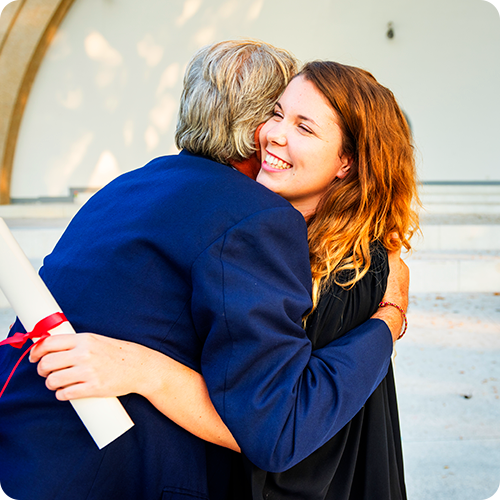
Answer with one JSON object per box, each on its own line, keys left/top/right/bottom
{"left": 265, "top": 153, "right": 292, "bottom": 170}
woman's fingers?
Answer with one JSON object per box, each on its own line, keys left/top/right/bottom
{"left": 54, "top": 382, "right": 91, "bottom": 401}
{"left": 46, "top": 364, "right": 105, "bottom": 400}
{"left": 37, "top": 350, "right": 77, "bottom": 378}
{"left": 30, "top": 333, "right": 104, "bottom": 392}
{"left": 29, "top": 334, "right": 78, "bottom": 363}
{"left": 45, "top": 364, "right": 85, "bottom": 391}
{"left": 30, "top": 332, "right": 143, "bottom": 399}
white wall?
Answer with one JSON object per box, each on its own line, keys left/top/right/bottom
{"left": 10, "top": 0, "right": 500, "bottom": 199}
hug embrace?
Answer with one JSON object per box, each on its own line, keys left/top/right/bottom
{"left": 0, "top": 39, "right": 419, "bottom": 500}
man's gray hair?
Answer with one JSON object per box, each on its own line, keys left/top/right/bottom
{"left": 175, "top": 39, "right": 298, "bottom": 165}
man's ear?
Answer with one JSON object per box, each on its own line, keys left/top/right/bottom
{"left": 336, "top": 157, "right": 353, "bottom": 179}
{"left": 254, "top": 123, "right": 265, "bottom": 161}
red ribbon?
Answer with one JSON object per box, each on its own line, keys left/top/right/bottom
{"left": 0, "top": 312, "right": 68, "bottom": 398}
{"left": 0, "top": 312, "right": 67, "bottom": 348}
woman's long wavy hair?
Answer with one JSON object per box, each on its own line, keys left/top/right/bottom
{"left": 300, "top": 61, "right": 421, "bottom": 310}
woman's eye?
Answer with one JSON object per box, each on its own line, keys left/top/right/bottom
{"left": 273, "top": 110, "right": 283, "bottom": 119}
{"left": 299, "top": 125, "right": 312, "bottom": 134}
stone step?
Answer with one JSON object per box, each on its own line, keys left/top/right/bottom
{"left": 405, "top": 251, "right": 500, "bottom": 293}
{"left": 1, "top": 252, "right": 496, "bottom": 304}
{"left": 0, "top": 203, "right": 79, "bottom": 219}
{"left": 3, "top": 223, "right": 498, "bottom": 258}
{"left": 408, "top": 214, "right": 500, "bottom": 292}
{"left": 415, "top": 222, "right": 500, "bottom": 252}
{"left": 420, "top": 184, "right": 500, "bottom": 215}
{"left": 0, "top": 205, "right": 498, "bottom": 304}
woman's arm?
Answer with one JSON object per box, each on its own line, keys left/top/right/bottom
{"left": 371, "top": 248, "right": 409, "bottom": 340}
{"left": 28, "top": 248, "right": 405, "bottom": 464}
{"left": 29, "top": 334, "right": 240, "bottom": 452}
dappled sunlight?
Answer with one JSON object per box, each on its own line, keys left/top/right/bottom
{"left": 45, "top": 132, "right": 94, "bottom": 196}
{"left": 104, "top": 95, "right": 119, "bottom": 111}
{"left": 47, "top": 29, "right": 72, "bottom": 61}
{"left": 9, "top": 0, "right": 274, "bottom": 200}
{"left": 217, "top": 0, "right": 238, "bottom": 19}
{"left": 96, "top": 68, "right": 116, "bottom": 88}
{"left": 169, "top": 143, "right": 180, "bottom": 155}
{"left": 88, "top": 150, "right": 120, "bottom": 188}
{"left": 149, "top": 94, "right": 176, "bottom": 133}
{"left": 247, "top": 0, "right": 265, "bottom": 20}
{"left": 184, "top": 0, "right": 268, "bottom": 50}
{"left": 84, "top": 31, "right": 123, "bottom": 88}
{"left": 137, "top": 34, "right": 164, "bottom": 67}
{"left": 156, "top": 63, "right": 180, "bottom": 96}
{"left": 144, "top": 87, "right": 176, "bottom": 151}
{"left": 123, "top": 119, "right": 134, "bottom": 146}
{"left": 57, "top": 87, "right": 83, "bottom": 109}
{"left": 145, "top": 125, "right": 159, "bottom": 151}
{"left": 194, "top": 25, "right": 217, "bottom": 47}
{"left": 84, "top": 31, "right": 122, "bottom": 66}
{"left": 176, "top": 0, "right": 203, "bottom": 26}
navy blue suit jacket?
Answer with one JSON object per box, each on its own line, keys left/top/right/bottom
{"left": 0, "top": 151, "right": 392, "bottom": 500}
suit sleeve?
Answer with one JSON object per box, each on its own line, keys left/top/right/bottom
{"left": 191, "top": 206, "right": 393, "bottom": 472}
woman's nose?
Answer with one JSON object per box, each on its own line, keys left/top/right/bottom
{"left": 266, "top": 123, "right": 287, "bottom": 146}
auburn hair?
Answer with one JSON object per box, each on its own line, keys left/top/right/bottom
{"left": 299, "top": 61, "right": 421, "bottom": 310}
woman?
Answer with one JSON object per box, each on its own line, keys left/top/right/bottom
{"left": 247, "top": 61, "right": 418, "bottom": 500}
{"left": 32, "top": 60, "right": 419, "bottom": 499}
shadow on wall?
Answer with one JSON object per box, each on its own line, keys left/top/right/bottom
{"left": 7, "top": 0, "right": 270, "bottom": 201}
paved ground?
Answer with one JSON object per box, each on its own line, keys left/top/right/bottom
{"left": 396, "top": 292, "right": 500, "bottom": 500}
{"left": 1, "top": 292, "right": 500, "bottom": 499}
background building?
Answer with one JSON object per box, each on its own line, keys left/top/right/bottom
{"left": 0, "top": 0, "right": 499, "bottom": 204}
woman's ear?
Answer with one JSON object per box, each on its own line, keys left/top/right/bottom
{"left": 336, "top": 157, "right": 353, "bottom": 179}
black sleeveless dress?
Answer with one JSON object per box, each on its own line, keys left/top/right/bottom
{"left": 241, "top": 244, "right": 407, "bottom": 500}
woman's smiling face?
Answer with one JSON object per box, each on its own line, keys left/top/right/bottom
{"left": 257, "top": 75, "right": 352, "bottom": 219}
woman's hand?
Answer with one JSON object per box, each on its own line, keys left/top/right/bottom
{"left": 371, "top": 244, "right": 410, "bottom": 342}
{"left": 384, "top": 248, "right": 410, "bottom": 312}
{"left": 29, "top": 333, "right": 240, "bottom": 452}
{"left": 30, "top": 333, "right": 151, "bottom": 401}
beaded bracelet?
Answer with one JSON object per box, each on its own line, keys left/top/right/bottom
{"left": 378, "top": 301, "right": 408, "bottom": 340}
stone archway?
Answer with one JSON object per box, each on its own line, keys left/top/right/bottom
{"left": 0, "top": 0, "right": 75, "bottom": 204}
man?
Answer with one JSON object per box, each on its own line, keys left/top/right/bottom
{"left": 0, "top": 39, "right": 406, "bottom": 499}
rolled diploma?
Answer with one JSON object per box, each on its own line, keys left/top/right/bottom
{"left": 0, "top": 217, "right": 134, "bottom": 449}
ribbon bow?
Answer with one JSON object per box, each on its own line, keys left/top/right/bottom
{"left": 0, "top": 312, "right": 68, "bottom": 398}
{"left": 0, "top": 312, "right": 67, "bottom": 349}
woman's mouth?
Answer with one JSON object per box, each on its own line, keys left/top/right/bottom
{"left": 264, "top": 152, "right": 292, "bottom": 170}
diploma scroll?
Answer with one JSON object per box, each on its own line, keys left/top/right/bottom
{"left": 0, "top": 218, "right": 134, "bottom": 449}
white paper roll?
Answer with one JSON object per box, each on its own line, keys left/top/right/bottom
{"left": 0, "top": 217, "right": 134, "bottom": 449}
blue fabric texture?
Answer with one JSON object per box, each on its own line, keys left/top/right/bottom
{"left": 0, "top": 151, "right": 392, "bottom": 499}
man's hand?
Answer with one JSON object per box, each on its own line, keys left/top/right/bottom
{"left": 372, "top": 247, "right": 410, "bottom": 342}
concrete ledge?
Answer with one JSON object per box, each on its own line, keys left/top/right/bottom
{"left": 415, "top": 224, "right": 500, "bottom": 252}
{"left": 0, "top": 203, "right": 79, "bottom": 219}
{"left": 406, "top": 252, "right": 500, "bottom": 293}
{"left": 0, "top": 205, "right": 498, "bottom": 299}
{"left": 420, "top": 184, "right": 500, "bottom": 216}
